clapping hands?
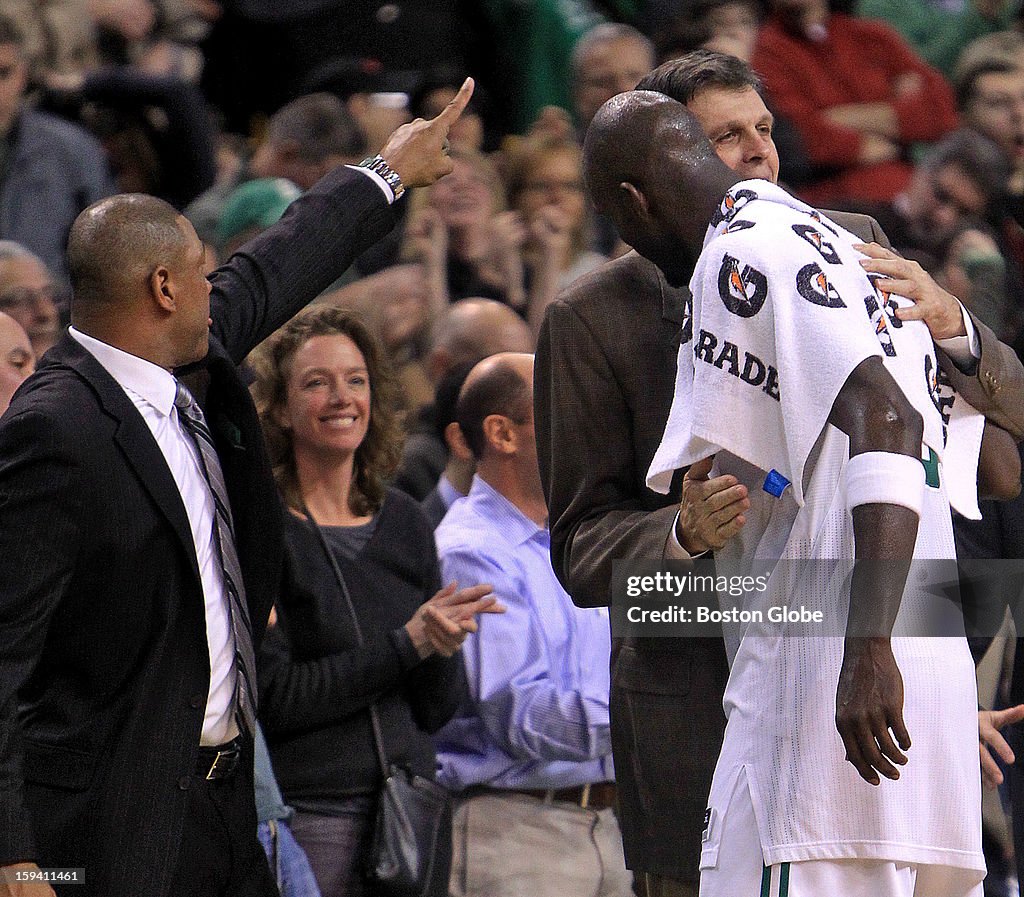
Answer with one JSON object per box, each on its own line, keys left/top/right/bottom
{"left": 405, "top": 582, "right": 505, "bottom": 658}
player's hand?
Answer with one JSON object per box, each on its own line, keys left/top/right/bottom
{"left": 379, "top": 78, "right": 474, "bottom": 189}
{"left": 979, "top": 704, "right": 1024, "bottom": 789}
{"left": 676, "top": 456, "right": 749, "bottom": 554}
{"left": 0, "top": 864, "right": 57, "bottom": 897}
{"left": 855, "top": 242, "right": 966, "bottom": 340}
{"left": 836, "top": 637, "right": 911, "bottom": 786}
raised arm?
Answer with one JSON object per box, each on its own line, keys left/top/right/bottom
{"left": 209, "top": 80, "right": 476, "bottom": 362}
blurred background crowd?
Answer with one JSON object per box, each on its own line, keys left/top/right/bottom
{"left": 7, "top": 0, "right": 1024, "bottom": 386}
{"left": 5, "top": 1, "right": 1024, "bottom": 895}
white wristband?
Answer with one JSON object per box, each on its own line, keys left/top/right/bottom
{"left": 845, "top": 451, "right": 925, "bottom": 517}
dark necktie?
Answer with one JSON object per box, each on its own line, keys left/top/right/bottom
{"left": 174, "top": 380, "right": 258, "bottom": 737}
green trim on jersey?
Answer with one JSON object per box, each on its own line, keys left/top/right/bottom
{"left": 760, "top": 863, "right": 792, "bottom": 896}
{"left": 921, "top": 446, "right": 940, "bottom": 489}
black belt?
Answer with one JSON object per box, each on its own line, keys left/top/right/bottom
{"left": 195, "top": 737, "right": 242, "bottom": 780}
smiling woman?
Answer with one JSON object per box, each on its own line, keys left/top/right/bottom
{"left": 249, "top": 305, "right": 500, "bottom": 897}
{"left": 254, "top": 306, "right": 402, "bottom": 518}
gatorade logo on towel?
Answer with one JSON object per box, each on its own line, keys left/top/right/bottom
{"left": 718, "top": 254, "right": 768, "bottom": 318}
{"left": 711, "top": 188, "right": 759, "bottom": 226}
{"left": 792, "top": 224, "right": 841, "bottom": 265}
{"left": 796, "top": 263, "right": 846, "bottom": 309}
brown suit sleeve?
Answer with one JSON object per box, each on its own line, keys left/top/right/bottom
{"left": 938, "top": 310, "right": 1024, "bottom": 441}
{"left": 535, "top": 298, "right": 682, "bottom": 608}
{"left": 868, "top": 215, "right": 892, "bottom": 250}
{"left": 835, "top": 212, "right": 1024, "bottom": 439}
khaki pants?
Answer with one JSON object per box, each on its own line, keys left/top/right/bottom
{"left": 450, "top": 792, "right": 634, "bottom": 897}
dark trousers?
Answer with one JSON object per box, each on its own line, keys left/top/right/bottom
{"left": 169, "top": 744, "right": 279, "bottom": 897}
{"left": 289, "top": 800, "right": 376, "bottom": 897}
{"left": 634, "top": 873, "right": 698, "bottom": 897}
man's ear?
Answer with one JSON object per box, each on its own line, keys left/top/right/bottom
{"left": 149, "top": 265, "right": 175, "bottom": 313}
{"left": 619, "top": 181, "right": 648, "bottom": 218}
{"left": 444, "top": 420, "right": 474, "bottom": 462}
{"left": 481, "top": 414, "right": 515, "bottom": 455}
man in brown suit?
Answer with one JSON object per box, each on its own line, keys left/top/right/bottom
{"left": 534, "top": 51, "right": 1024, "bottom": 897}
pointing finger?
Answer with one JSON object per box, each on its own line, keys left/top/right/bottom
{"left": 434, "top": 77, "right": 475, "bottom": 127}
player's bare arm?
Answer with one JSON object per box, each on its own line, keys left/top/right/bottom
{"left": 828, "top": 356, "right": 924, "bottom": 786}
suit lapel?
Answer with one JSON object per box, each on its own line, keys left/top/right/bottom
{"left": 655, "top": 264, "right": 691, "bottom": 348}
{"left": 51, "top": 336, "right": 201, "bottom": 581}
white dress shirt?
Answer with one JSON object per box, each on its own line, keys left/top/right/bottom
{"left": 69, "top": 327, "right": 238, "bottom": 745}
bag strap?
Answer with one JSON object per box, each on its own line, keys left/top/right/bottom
{"left": 302, "top": 505, "right": 392, "bottom": 780}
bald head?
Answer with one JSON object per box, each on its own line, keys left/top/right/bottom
{"left": 585, "top": 90, "right": 723, "bottom": 211}
{"left": 584, "top": 90, "right": 739, "bottom": 282}
{"left": 67, "top": 193, "right": 190, "bottom": 309}
{"left": 457, "top": 352, "right": 534, "bottom": 460}
{"left": 429, "top": 298, "right": 534, "bottom": 382}
{"left": 66, "top": 193, "right": 213, "bottom": 369}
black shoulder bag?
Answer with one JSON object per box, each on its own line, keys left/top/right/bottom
{"left": 305, "top": 510, "right": 453, "bottom": 897}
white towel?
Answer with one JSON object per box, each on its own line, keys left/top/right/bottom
{"left": 647, "top": 180, "right": 983, "bottom": 519}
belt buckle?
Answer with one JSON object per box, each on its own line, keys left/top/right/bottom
{"left": 580, "top": 783, "right": 591, "bottom": 809}
{"left": 205, "top": 750, "right": 224, "bottom": 781}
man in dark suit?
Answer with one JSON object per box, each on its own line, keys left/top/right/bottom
{"left": 0, "top": 81, "right": 472, "bottom": 897}
{"left": 534, "top": 52, "right": 1024, "bottom": 897}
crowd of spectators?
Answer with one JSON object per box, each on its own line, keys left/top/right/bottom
{"left": 7, "top": 1, "right": 1024, "bottom": 895}
{"left": 8, "top": 0, "right": 1024, "bottom": 377}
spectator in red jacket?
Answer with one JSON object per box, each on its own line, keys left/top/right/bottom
{"left": 752, "top": 0, "right": 959, "bottom": 206}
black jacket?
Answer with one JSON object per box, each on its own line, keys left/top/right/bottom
{"left": 260, "top": 489, "right": 464, "bottom": 799}
{"left": 0, "top": 165, "right": 394, "bottom": 896}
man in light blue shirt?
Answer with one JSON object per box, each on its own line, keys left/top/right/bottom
{"left": 434, "top": 352, "right": 632, "bottom": 897}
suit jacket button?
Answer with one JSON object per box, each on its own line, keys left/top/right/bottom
{"left": 178, "top": 776, "right": 191, "bottom": 791}
{"left": 190, "top": 694, "right": 204, "bottom": 709}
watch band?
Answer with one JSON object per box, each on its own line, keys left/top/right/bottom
{"left": 359, "top": 154, "right": 405, "bottom": 200}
